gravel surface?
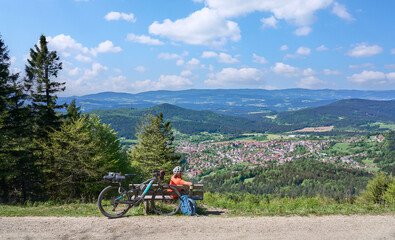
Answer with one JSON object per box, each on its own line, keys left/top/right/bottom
{"left": 0, "top": 215, "right": 394, "bottom": 240}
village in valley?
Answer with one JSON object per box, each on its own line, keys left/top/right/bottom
{"left": 176, "top": 134, "right": 385, "bottom": 178}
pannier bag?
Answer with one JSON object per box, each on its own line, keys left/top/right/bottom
{"left": 103, "top": 172, "right": 126, "bottom": 183}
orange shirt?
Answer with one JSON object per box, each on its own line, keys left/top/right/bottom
{"left": 170, "top": 175, "right": 186, "bottom": 185}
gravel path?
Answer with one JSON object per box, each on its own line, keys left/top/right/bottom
{"left": 0, "top": 215, "right": 394, "bottom": 240}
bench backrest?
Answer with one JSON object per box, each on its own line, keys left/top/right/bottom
{"left": 129, "top": 183, "right": 204, "bottom": 200}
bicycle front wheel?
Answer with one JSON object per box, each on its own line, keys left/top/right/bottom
{"left": 151, "top": 185, "right": 181, "bottom": 216}
{"left": 98, "top": 185, "right": 131, "bottom": 218}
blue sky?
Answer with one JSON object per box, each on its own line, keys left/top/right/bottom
{"left": 1, "top": 0, "right": 395, "bottom": 96}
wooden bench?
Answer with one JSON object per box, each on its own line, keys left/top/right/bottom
{"left": 128, "top": 183, "right": 204, "bottom": 215}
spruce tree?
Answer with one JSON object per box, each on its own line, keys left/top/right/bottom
{"left": 0, "top": 34, "right": 38, "bottom": 203}
{"left": 129, "top": 113, "right": 180, "bottom": 179}
{"left": 25, "top": 35, "right": 65, "bottom": 196}
{"left": 25, "top": 34, "right": 65, "bottom": 139}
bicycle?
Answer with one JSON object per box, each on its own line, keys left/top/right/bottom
{"left": 98, "top": 170, "right": 181, "bottom": 218}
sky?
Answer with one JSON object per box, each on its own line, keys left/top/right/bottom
{"left": 1, "top": 0, "right": 395, "bottom": 96}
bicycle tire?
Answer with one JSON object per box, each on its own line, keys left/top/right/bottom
{"left": 151, "top": 185, "right": 181, "bottom": 216}
{"left": 98, "top": 185, "right": 131, "bottom": 218}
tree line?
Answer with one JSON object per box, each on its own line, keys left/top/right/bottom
{"left": 0, "top": 34, "right": 179, "bottom": 203}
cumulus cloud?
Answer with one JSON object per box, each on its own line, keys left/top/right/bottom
{"left": 252, "top": 53, "right": 268, "bottom": 64}
{"left": 75, "top": 54, "right": 92, "bottom": 63}
{"left": 81, "top": 63, "right": 108, "bottom": 80}
{"left": 47, "top": 34, "right": 122, "bottom": 58}
{"left": 135, "top": 66, "right": 147, "bottom": 72}
{"left": 348, "top": 63, "right": 375, "bottom": 69}
{"left": 205, "top": 67, "right": 264, "bottom": 87}
{"left": 158, "top": 52, "right": 183, "bottom": 60}
{"left": 297, "top": 76, "right": 326, "bottom": 89}
{"left": 68, "top": 67, "right": 80, "bottom": 76}
{"left": 261, "top": 16, "right": 278, "bottom": 29}
{"left": 294, "top": 26, "right": 312, "bottom": 36}
{"left": 104, "top": 12, "right": 136, "bottom": 22}
{"left": 91, "top": 40, "right": 122, "bottom": 56}
{"left": 323, "top": 69, "right": 343, "bottom": 75}
{"left": 296, "top": 47, "right": 311, "bottom": 55}
{"left": 331, "top": 2, "right": 355, "bottom": 22}
{"left": 347, "top": 70, "right": 393, "bottom": 85}
{"left": 201, "top": 51, "right": 238, "bottom": 63}
{"left": 347, "top": 43, "right": 383, "bottom": 58}
{"left": 280, "top": 45, "right": 289, "bottom": 51}
{"left": 391, "top": 49, "right": 395, "bottom": 54}
{"left": 271, "top": 62, "right": 300, "bottom": 77}
{"left": 316, "top": 45, "right": 328, "bottom": 51}
{"left": 126, "top": 33, "right": 164, "bottom": 45}
{"left": 284, "top": 46, "right": 311, "bottom": 60}
{"left": 149, "top": 8, "right": 241, "bottom": 47}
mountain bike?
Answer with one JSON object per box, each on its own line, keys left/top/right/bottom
{"left": 98, "top": 170, "right": 181, "bottom": 218}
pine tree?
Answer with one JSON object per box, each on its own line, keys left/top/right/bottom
{"left": 129, "top": 113, "right": 180, "bottom": 179}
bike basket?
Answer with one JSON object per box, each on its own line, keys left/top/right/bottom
{"left": 103, "top": 172, "right": 126, "bottom": 182}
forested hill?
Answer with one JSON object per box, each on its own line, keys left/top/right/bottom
{"left": 276, "top": 99, "right": 395, "bottom": 127}
{"left": 89, "top": 103, "right": 275, "bottom": 138}
{"left": 58, "top": 89, "right": 395, "bottom": 115}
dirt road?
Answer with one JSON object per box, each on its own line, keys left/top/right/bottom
{"left": 0, "top": 215, "right": 394, "bottom": 239}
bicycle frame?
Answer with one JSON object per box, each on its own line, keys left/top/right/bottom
{"left": 116, "top": 173, "right": 165, "bottom": 205}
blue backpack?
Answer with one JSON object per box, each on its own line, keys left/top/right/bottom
{"left": 180, "top": 195, "right": 199, "bottom": 216}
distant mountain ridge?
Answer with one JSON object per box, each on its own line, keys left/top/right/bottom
{"left": 90, "top": 103, "right": 274, "bottom": 139}
{"left": 59, "top": 89, "right": 395, "bottom": 116}
{"left": 276, "top": 99, "right": 395, "bottom": 129}
{"left": 89, "top": 98, "right": 395, "bottom": 139}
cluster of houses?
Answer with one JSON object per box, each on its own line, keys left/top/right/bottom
{"left": 176, "top": 135, "right": 384, "bottom": 177}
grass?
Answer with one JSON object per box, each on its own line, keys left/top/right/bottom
{"left": 0, "top": 202, "right": 145, "bottom": 217}
{"left": 2, "top": 193, "right": 394, "bottom": 217}
{"left": 201, "top": 192, "right": 395, "bottom": 216}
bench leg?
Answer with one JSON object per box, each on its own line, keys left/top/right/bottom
{"left": 143, "top": 200, "right": 149, "bottom": 215}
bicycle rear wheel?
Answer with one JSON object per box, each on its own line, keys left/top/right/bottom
{"left": 151, "top": 185, "right": 181, "bottom": 216}
{"left": 98, "top": 185, "right": 131, "bottom": 218}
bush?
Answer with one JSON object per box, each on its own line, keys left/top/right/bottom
{"left": 359, "top": 172, "right": 394, "bottom": 206}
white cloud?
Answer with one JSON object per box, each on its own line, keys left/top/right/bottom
{"left": 280, "top": 45, "right": 289, "bottom": 51}
{"left": 135, "top": 66, "right": 147, "bottom": 72}
{"left": 385, "top": 64, "right": 395, "bottom": 69}
{"left": 126, "top": 33, "right": 164, "bottom": 45}
{"left": 205, "top": 67, "right": 264, "bottom": 87}
{"left": 297, "top": 76, "right": 326, "bottom": 89}
{"left": 75, "top": 54, "right": 92, "bottom": 62}
{"left": 181, "top": 70, "right": 193, "bottom": 77}
{"left": 81, "top": 63, "right": 108, "bottom": 80}
{"left": 158, "top": 52, "right": 183, "bottom": 60}
{"left": 348, "top": 63, "right": 375, "bottom": 69}
{"left": 201, "top": 51, "right": 218, "bottom": 58}
{"left": 294, "top": 26, "right": 312, "bottom": 36}
{"left": 347, "top": 70, "right": 388, "bottom": 84}
{"left": 47, "top": 34, "right": 89, "bottom": 55}
{"left": 331, "top": 2, "right": 355, "bottom": 22}
{"left": 296, "top": 47, "right": 311, "bottom": 55}
{"left": 149, "top": 8, "right": 241, "bottom": 47}
{"left": 391, "top": 49, "right": 395, "bottom": 54}
{"left": 201, "top": 51, "right": 238, "bottom": 63}
{"left": 91, "top": 40, "right": 121, "bottom": 56}
{"left": 347, "top": 43, "right": 383, "bottom": 58}
{"left": 68, "top": 67, "right": 80, "bottom": 76}
{"left": 271, "top": 62, "right": 300, "bottom": 77}
{"left": 323, "top": 69, "right": 343, "bottom": 75}
{"left": 252, "top": 53, "right": 268, "bottom": 64}
{"left": 303, "top": 68, "right": 317, "bottom": 76}
{"left": 316, "top": 45, "right": 328, "bottom": 51}
{"left": 47, "top": 34, "right": 121, "bottom": 59}
{"left": 386, "top": 72, "right": 395, "bottom": 82}
{"left": 118, "top": 75, "right": 193, "bottom": 92}
{"left": 104, "top": 12, "right": 136, "bottom": 22}
{"left": 176, "top": 59, "right": 184, "bottom": 66}
{"left": 261, "top": 16, "right": 278, "bottom": 29}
